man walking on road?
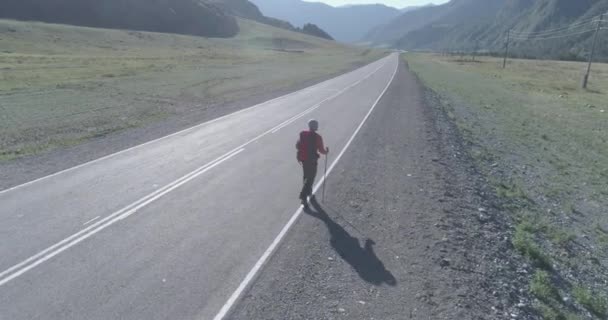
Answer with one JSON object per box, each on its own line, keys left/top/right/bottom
{"left": 297, "top": 119, "right": 329, "bottom": 207}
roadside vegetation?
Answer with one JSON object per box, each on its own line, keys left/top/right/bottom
{"left": 406, "top": 53, "right": 608, "bottom": 319}
{"left": 0, "top": 18, "right": 382, "bottom": 161}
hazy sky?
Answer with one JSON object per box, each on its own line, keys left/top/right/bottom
{"left": 304, "top": 0, "right": 450, "bottom": 9}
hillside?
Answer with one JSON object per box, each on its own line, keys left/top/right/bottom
{"left": 364, "top": 2, "right": 456, "bottom": 46}
{"left": 0, "top": 17, "right": 382, "bottom": 163}
{"left": 250, "top": 0, "right": 400, "bottom": 43}
{"left": 366, "top": 0, "right": 608, "bottom": 61}
{"left": 211, "top": 0, "right": 333, "bottom": 39}
{"left": 0, "top": 0, "right": 239, "bottom": 38}
{"left": 209, "top": 0, "right": 295, "bottom": 30}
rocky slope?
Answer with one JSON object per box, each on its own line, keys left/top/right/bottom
{"left": 366, "top": 0, "right": 608, "bottom": 61}
{"left": 0, "top": 0, "right": 239, "bottom": 38}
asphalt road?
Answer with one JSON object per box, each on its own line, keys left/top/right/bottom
{"left": 0, "top": 53, "right": 399, "bottom": 320}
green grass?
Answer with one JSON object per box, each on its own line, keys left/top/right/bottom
{"left": 529, "top": 271, "right": 581, "bottom": 320}
{"left": 406, "top": 54, "right": 608, "bottom": 205}
{"left": 513, "top": 222, "right": 553, "bottom": 270}
{"left": 406, "top": 53, "right": 608, "bottom": 319}
{"left": 547, "top": 228, "right": 575, "bottom": 248}
{"left": 573, "top": 286, "right": 608, "bottom": 318}
{"left": 531, "top": 270, "right": 560, "bottom": 302}
{"left": 496, "top": 181, "right": 528, "bottom": 201}
{"left": 537, "top": 303, "right": 564, "bottom": 320}
{"left": 0, "top": 18, "right": 383, "bottom": 160}
{"left": 536, "top": 302, "right": 581, "bottom": 320}
{"left": 515, "top": 213, "right": 575, "bottom": 249}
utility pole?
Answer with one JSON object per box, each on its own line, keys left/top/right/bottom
{"left": 503, "top": 29, "right": 511, "bottom": 69}
{"left": 582, "top": 13, "right": 604, "bottom": 89}
{"left": 472, "top": 40, "right": 479, "bottom": 61}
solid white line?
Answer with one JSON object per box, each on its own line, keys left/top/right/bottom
{"left": 0, "top": 57, "right": 392, "bottom": 286}
{"left": 82, "top": 216, "right": 100, "bottom": 226}
{"left": 0, "top": 147, "right": 245, "bottom": 281}
{"left": 270, "top": 63, "right": 386, "bottom": 134}
{"left": 0, "top": 56, "right": 389, "bottom": 196}
{"left": 0, "top": 147, "right": 244, "bottom": 281}
{"left": 211, "top": 54, "right": 400, "bottom": 320}
{"left": 0, "top": 149, "right": 244, "bottom": 287}
{"left": 269, "top": 104, "right": 320, "bottom": 134}
{"left": 270, "top": 108, "right": 315, "bottom": 133}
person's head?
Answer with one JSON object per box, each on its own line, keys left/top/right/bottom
{"left": 308, "top": 119, "right": 319, "bottom": 131}
{"left": 308, "top": 119, "right": 319, "bottom": 132}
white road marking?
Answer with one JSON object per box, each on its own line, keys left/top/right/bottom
{"left": 270, "top": 63, "right": 386, "bottom": 134}
{"left": 82, "top": 216, "right": 100, "bottom": 226}
{"left": 0, "top": 56, "right": 389, "bottom": 196}
{"left": 0, "top": 57, "right": 392, "bottom": 287}
{"left": 269, "top": 104, "right": 321, "bottom": 134}
{"left": 0, "top": 148, "right": 244, "bottom": 286}
{"left": 270, "top": 108, "right": 316, "bottom": 133}
{"left": 212, "top": 54, "right": 400, "bottom": 320}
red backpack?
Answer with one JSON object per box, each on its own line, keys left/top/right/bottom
{"left": 296, "top": 131, "right": 319, "bottom": 162}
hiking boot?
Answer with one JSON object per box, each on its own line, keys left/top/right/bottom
{"left": 301, "top": 198, "right": 309, "bottom": 208}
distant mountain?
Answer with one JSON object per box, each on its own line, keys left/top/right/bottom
{"left": 388, "top": 0, "right": 506, "bottom": 48}
{"left": 400, "top": 3, "right": 435, "bottom": 13}
{"left": 0, "top": 0, "right": 334, "bottom": 41}
{"left": 249, "top": 0, "right": 401, "bottom": 42}
{"left": 364, "top": 2, "right": 450, "bottom": 45}
{"left": 0, "top": 0, "right": 240, "bottom": 38}
{"left": 366, "top": 0, "right": 608, "bottom": 60}
{"left": 301, "top": 23, "right": 333, "bottom": 40}
{"left": 209, "top": 0, "right": 295, "bottom": 30}
{"left": 210, "top": 0, "right": 334, "bottom": 39}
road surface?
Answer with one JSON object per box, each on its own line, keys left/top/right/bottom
{"left": 0, "top": 53, "right": 398, "bottom": 320}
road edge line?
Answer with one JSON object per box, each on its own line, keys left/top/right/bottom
{"left": 0, "top": 149, "right": 245, "bottom": 287}
{"left": 212, "top": 54, "right": 400, "bottom": 320}
{"left": 0, "top": 148, "right": 244, "bottom": 283}
{"left": 0, "top": 58, "right": 391, "bottom": 285}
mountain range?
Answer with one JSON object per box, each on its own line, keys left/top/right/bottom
{"left": 209, "top": 0, "right": 334, "bottom": 39}
{"left": 0, "top": 0, "right": 241, "bottom": 37}
{"left": 2, "top": 0, "right": 606, "bottom": 60}
{"left": 366, "top": 0, "right": 608, "bottom": 60}
{"left": 0, "top": 0, "right": 333, "bottom": 40}
{"left": 249, "top": 0, "right": 401, "bottom": 43}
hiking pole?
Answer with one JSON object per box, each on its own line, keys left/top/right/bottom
{"left": 322, "top": 152, "right": 328, "bottom": 202}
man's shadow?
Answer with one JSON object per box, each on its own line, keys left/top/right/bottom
{"left": 304, "top": 198, "right": 396, "bottom": 286}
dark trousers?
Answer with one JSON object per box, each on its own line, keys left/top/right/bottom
{"left": 300, "top": 161, "right": 318, "bottom": 200}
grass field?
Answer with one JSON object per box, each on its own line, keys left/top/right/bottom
{"left": 406, "top": 53, "right": 608, "bottom": 319}
{"left": 0, "top": 19, "right": 383, "bottom": 161}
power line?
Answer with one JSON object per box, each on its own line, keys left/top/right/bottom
{"left": 510, "top": 26, "right": 599, "bottom": 38}
{"left": 510, "top": 28, "right": 597, "bottom": 41}
{"left": 510, "top": 21, "right": 602, "bottom": 38}
{"left": 519, "top": 17, "right": 603, "bottom": 33}
{"left": 510, "top": 18, "right": 602, "bottom": 36}
{"left": 511, "top": 27, "right": 596, "bottom": 39}
{"left": 501, "top": 12, "right": 606, "bottom": 89}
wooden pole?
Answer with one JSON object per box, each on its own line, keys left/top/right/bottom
{"left": 503, "top": 29, "right": 511, "bottom": 69}
{"left": 583, "top": 14, "right": 604, "bottom": 89}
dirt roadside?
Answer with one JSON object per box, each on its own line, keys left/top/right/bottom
{"left": 0, "top": 59, "right": 375, "bottom": 191}
{"left": 228, "top": 58, "right": 535, "bottom": 319}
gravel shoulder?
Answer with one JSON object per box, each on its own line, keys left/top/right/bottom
{"left": 228, "top": 58, "right": 532, "bottom": 319}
